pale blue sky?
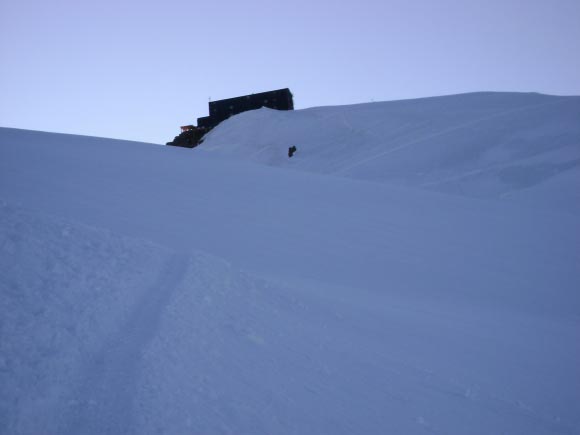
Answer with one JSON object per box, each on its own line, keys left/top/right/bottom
{"left": 1, "top": 0, "right": 579, "bottom": 144}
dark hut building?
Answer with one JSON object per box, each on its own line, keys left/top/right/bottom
{"left": 167, "top": 88, "right": 294, "bottom": 148}
{"left": 201, "top": 88, "right": 293, "bottom": 129}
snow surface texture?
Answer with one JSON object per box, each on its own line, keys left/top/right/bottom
{"left": 1, "top": 92, "right": 579, "bottom": 434}
{"left": 204, "top": 92, "right": 580, "bottom": 213}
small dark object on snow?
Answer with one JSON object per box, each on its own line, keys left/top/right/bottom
{"left": 288, "top": 146, "right": 297, "bottom": 158}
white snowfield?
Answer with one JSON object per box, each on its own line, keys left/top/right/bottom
{"left": 0, "top": 92, "right": 579, "bottom": 434}
{"left": 206, "top": 92, "right": 580, "bottom": 212}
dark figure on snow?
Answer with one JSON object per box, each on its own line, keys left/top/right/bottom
{"left": 288, "top": 146, "right": 297, "bottom": 158}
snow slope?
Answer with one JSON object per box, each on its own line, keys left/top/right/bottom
{"left": 1, "top": 93, "right": 579, "bottom": 434}
{"left": 203, "top": 92, "right": 580, "bottom": 211}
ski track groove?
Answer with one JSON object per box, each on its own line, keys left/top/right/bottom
{"left": 334, "top": 98, "right": 569, "bottom": 175}
{"left": 60, "top": 252, "right": 189, "bottom": 435}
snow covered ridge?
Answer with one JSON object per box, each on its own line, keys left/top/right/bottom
{"left": 202, "top": 92, "right": 580, "bottom": 208}
{"left": 0, "top": 92, "right": 579, "bottom": 434}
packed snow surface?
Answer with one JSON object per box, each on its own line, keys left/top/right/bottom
{"left": 1, "top": 92, "right": 579, "bottom": 434}
{"left": 205, "top": 92, "right": 580, "bottom": 211}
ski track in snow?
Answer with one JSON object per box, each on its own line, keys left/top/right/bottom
{"left": 60, "top": 252, "right": 189, "bottom": 435}
{"left": 334, "top": 97, "right": 569, "bottom": 175}
{"left": 1, "top": 92, "right": 579, "bottom": 434}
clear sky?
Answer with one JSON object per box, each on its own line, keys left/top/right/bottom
{"left": 1, "top": 0, "right": 579, "bottom": 144}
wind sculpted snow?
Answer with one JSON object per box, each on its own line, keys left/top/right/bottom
{"left": 202, "top": 92, "right": 580, "bottom": 212}
{"left": 1, "top": 92, "right": 579, "bottom": 434}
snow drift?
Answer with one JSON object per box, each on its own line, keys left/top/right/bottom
{"left": 203, "top": 92, "right": 580, "bottom": 211}
{"left": 1, "top": 92, "right": 579, "bottom": 434}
